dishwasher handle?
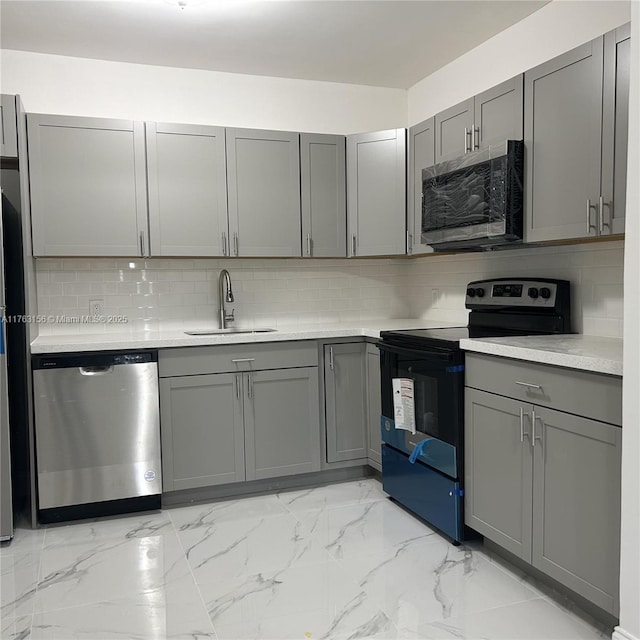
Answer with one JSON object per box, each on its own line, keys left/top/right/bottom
{"left": 78, "top": 366, "right": 114, "bottom": 376}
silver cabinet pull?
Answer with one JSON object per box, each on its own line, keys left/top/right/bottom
{"left": 247, "top": 373, "right": 253, "bottom": 399}
{"left": 235, "top": 373, "right": 241, "bottom": 400}
{"left": 407, "top": 230, "right": 412, "bottom": 255}
{"left": 233, "top": 232, "right": 239, "bottom": 256}
{"left": 306, "top": 233, "right": 311, "bottom": 257}
{"left": 598, "top": 196, "right": 610, "bottom": 233}
{"left": 531, "top": 409, "right": 543, "bottom": 450}
{"left": 515, "top": 381, "right": 542, "bottom": 390}
{"left": 464, "top": 127, "right": 471, "bottom": 153}
{"left": 139, "top": 231, "right": 145, "bottom": 257}
{"left": 351, "top": 234, "right": 357, "bottom": 257}
{"left": 519, "top": 407, "right": 524, "bottom": 442}
{"left": 222, "top": 232, "right": 227, "bottom": 256}
{"left": 586, "top": 199, "right": 597, "bottom": 234}
{"left": 473, "top": 125, "right": 480, "bottom": 150}
{"left": 329, "top": 347, "right": 334, "bottom": 371}
{"left": 232, "top": 358, "right": 255, "bottom": 363}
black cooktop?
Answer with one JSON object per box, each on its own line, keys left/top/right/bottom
{"left": 379, "top": 326, "right": 528, "bottom": 350}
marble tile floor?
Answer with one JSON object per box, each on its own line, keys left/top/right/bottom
{"left": 0, "top": 479, "right": 613, "bottom": 640}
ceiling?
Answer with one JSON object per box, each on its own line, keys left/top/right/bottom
{"left": 0, "top": 0, "right": 549, "bottom": 89}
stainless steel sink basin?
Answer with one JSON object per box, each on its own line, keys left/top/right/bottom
{"left": 185, "top": 328, "right": 276, "bottom": 336}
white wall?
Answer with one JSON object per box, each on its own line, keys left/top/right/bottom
{"left": 408, "top": 0, "right": 630, "bottom": 125}
{"left": 0, "top": 50, "right": 406, "bottom": 134}
{"left": 615, "top": 4, "right": 640, "bottom": 640}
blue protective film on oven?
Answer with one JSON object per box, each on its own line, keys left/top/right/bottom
{"left": 380, "top": 416, "right": 457, "bottom": 479}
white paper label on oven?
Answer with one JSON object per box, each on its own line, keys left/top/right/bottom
{"left": 392, "top": 378, "right": 416, "bottom": 434}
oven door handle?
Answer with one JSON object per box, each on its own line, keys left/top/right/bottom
{"left": 380, "top": 343, "right": 460, "bottom": 364}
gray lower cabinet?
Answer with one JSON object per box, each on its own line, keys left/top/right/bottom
{"left": 27, "top": 114, "right": 149, "bottom": 257}
{"left": 407, "top": 117, "right": 435, "bottom": 256}
{"left": 244, "top": 367, "right": 321, "bottom": 480}
{"left": 160, "top": 373, "right": 245, "bottom": 491}
{"left": 465, "top": 356, "right": 622, "bottom": 615}
{"left": 300, "top": 133, "right": 347, "bottom": 258}
{"left": 159, "top": 343, "right": 321, "bottom": 492}
{"left": 146, "top": 122, "right": 229, "bottom": 256}
{"left": 346, "top": 129, "right": 406, "bottom": 257}
{"left": 324, "top": 343, "right": 367, "bottom": 462}
{"left": 226, "top": 128, "right": 302, "bottom": 257}
{"left": 366, "top": 343, "right": 382, "bottom": 469}
{"left": 1, "top": 94, "right": 18, "bottom": 158}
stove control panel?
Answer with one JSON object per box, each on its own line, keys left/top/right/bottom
{"left": 465, "top": 278, "right": 568, "bottom": 309}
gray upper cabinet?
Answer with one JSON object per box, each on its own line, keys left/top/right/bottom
{"left": 0, "top": 94, "right": 18, "bottom": 158}
{"left": 524, "top": 38, "right": 605, "bottom": 242}
{"left": 324, "top": 343, "right": 367, "bottom": 462}
{"left": 159, "top": 373, "right": 245, "bottom": 491}
{"left": 366, "top": 343, "right": 382, "bottom": 469}
{"left": 300, "top": 133, "right": 347, "bottom": 257}
{"left": 28, "top": 114, "right": 149, "bottom": 257}
{"left": 146, "top": 122, "right": 228, "bottom": 257}
{"left": 407, "top": 117, "right": 435, "bottom": 256}
{"left": 601, "top": 23, "right": 630, "bottom": 236}
{"left": 346, "top": 129, "right": 406, "bottom": 257}
{"left": 474, "top": 75, "right": 523, "bottom": 149}
{"left": 435, "top": 98, "right": 473, "bottom": 162}
{"left": 244, "top": 367, "right": 321, "bottom": 480}
{"left": 226, "top": 128, "right": 301, "bottom": 257}
{"left": 531, "top": 406, "right": 621, "bottom": 615}
{"left": 465, "top": 388, "right": 533, "bottom": 562}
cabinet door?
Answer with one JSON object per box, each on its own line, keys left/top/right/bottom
{"left": 524, "top": 38, "right": 604, "bottom": 242}
{"left": 532, "top": 406, "right": 621, "bottom": 614}
{"left": 244, "top": 367, "right": 320, "bottom": 481}
{"left": 226, "top": 128, "right": 301, "bottom": 257}
{"left": 159, "top": 374, "right": 245, "bottom": 491}
{"left": 366, "top": 343, "right": 382, "bottom": 469}
{"left": 346, "top": 129, "right": 406, "bottom": 257}
{"left": 465, "top": 389, "right": 533, "bottom": 562}
{"left": 27, "top": 114, "right": 148, "bottom": 257}
{"left": 146, "top": 122, "right": 228, "bottom": 256}
{"left": 324, "top": 343, "right": 367, "bottom": 462}
{"left": 602, "top": 23, "right": 630, "bottom": 236}
{"left": 0, "top": 94, "right": 18, "bottom": 158}
{"left": 300, "top": 133, "right": 346, "bottom": 258}
{"left": 434, "top": 98, "right": 474, "bottom": 162}
{"left": 474, "top": 75, "right": 523, "bottom": 150}
{"left": 407, "top": 118, "right": 435, "bottom": 256}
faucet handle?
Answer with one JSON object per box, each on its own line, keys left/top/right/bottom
{"left": 225, "top": 308, "right": 235, "bottom": 323}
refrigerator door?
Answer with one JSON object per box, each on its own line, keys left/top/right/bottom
{"left": 0, "top": 212, "right": 13, "bottom": 541}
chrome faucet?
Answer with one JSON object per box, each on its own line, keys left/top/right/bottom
{"left": 218, "top": 269, "right": 235, "bottom": 329}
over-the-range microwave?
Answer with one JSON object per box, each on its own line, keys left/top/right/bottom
{"left": 421, "top": 140, "right": 524, "bottom": 251}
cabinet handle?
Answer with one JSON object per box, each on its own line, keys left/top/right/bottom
{"left": 139, "top": 231, "right": 145, "bottom": 257}
{"left": 235, "top": 373, "right": 241, "bottom": 400}
{"left": 515, "top": 381, "right": 542, "bottom": 390}
{"left": 598, "top": 196, "right": 610, "bottom": 234}
{"left": 247, "top": 373, "right": 253, "bottom": 399}
{"left": 231, "top": 358, "right": 255, "bottom": 363}
{"left": 586, "top": 199, "right": 597, "bottom": 234}
{"left": 351, "top": 234, "right": 357, "bottom": 257}
{"left": 464, "top": 127, "right": 470, "bottom": 153}
{"left": 473, "top": 125, "right": 480, "bottom": 150}
{"left": 519, "top": 407, "right": 524, "bottom": 442}
{"left": 407, "top": 231, "right": 412, "bottom": 255}
{"left": 233, "top": 232, "right": 239, "bottom": 256}
{"left": 306, "top": 233, "right": 311, "bottom": 257}
{"left": 222, "top": 232, "right": 227, "bottom": 256}
{"left": 329, "top": 347, "right": 334, "bottom": 371}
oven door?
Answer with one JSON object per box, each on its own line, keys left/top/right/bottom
{"left": 379, "top": 342, "right": 464, "bottom": 479}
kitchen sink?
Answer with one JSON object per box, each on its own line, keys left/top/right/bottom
{"left": 184, "top": 328, "right": 276, "bottom": 336}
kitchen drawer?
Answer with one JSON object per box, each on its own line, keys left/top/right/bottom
{"left": 159, "top": 341, "right": 318, "bottom": 377}
{"left": 465, "top": 353, "right": 622, "bottom": 426}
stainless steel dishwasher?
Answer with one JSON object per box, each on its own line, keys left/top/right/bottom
{"left": 32, "top": 351, "right": 161, "bottom": 522}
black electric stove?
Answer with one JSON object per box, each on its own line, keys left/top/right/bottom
{"left": 378, "top": 277, "right": 572, "bottom": 544}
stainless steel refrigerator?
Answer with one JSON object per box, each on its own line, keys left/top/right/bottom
{"left": 0, "top": 203, "right": 13, "bottom": 541}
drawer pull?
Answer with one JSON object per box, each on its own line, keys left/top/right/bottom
{"left": 515, "top": 381, "right": 542, "bottom": 390}
{"left": 231, "top": 358, "right": 255, "bottom": 363}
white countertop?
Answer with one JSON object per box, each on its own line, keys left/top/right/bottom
{"left": 460, "top": 334, "right": 623, "bottom": 376}
{"left": 30, "top": 319, "right": 461, "bottom": 354}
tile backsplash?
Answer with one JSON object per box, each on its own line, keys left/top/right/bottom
{"left": 35, "top": 240, "right": 624, "bottom": 337}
